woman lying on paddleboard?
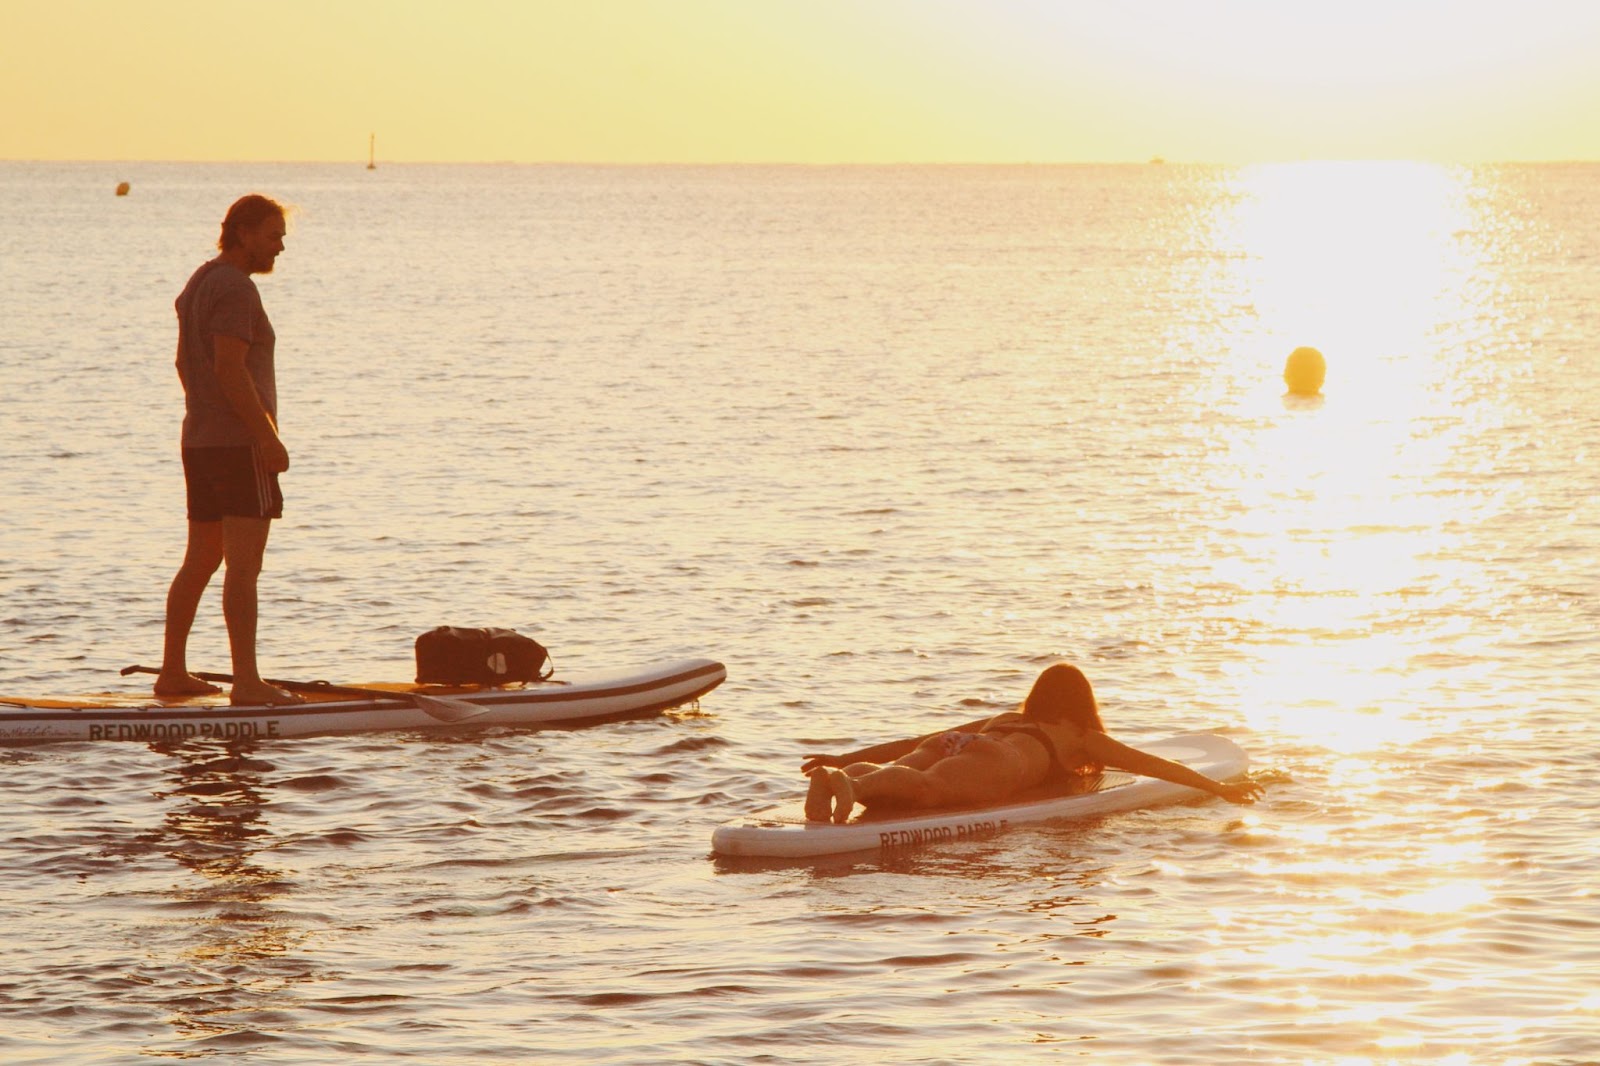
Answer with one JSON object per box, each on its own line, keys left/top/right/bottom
{"left": 800, "top": 663, "right": 1262, "bottom": 823}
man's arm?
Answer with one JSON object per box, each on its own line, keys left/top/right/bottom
{"left": 213, "top": 334, "right": 289, "bottom": 473}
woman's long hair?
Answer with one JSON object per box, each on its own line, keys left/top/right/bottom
{"left": 1021, "top": 663, "right": 1105, "bottom": 775}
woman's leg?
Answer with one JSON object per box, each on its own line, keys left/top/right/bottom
{"left": 815, "top": 742, "right": 1022, "bottom": 823}
{"left": 808, "top": 762, "right": 941, "bottom": 823}
{"left": 804, "top": 734, "right": 960, "bottom": 821}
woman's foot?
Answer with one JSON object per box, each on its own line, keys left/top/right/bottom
{"left": 153, "top": 672, "right": 222, "bottom": 698}
{"left": 805, "top": 769, "right": 834, "bottom": 822}
{"left": 806, "top": 768, "right": 858, "bottom": 823}
{"left": 824, "top": 768, "right": 856, "bottom": 824}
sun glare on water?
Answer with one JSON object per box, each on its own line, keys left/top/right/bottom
{"left": 1151, "top": 167, "right": 1550, "bottom": 1054}
{"left": 1173, "top": 162, "right": 1515, "bottom": 753}
{"left": 1224, "top": 161, "right": 1480, "bottom": 387}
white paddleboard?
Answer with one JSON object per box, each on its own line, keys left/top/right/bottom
{"left": 711, "top": 732, "right": 1248, "bottom": 859}
{"left": 0, "top": 659, "right": 725, "bottom": 744}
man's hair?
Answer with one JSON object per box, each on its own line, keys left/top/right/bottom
{"left": 218, "top": 194, "right": 286, "bottom": 252}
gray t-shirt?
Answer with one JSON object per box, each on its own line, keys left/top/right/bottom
{"left": 174, "top": 258, "right": 276, "bottom": 447}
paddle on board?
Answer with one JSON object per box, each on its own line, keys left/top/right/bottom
{"left": 119, "top": 665, "right": 490, "bottom": 723}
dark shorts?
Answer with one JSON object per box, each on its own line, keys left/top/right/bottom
{"left": 182, "top": 446, "right": 283, "bottom": 522}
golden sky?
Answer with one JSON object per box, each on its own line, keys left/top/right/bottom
{"left": 5, "top": 0, "right": 1600, "bottom": 163}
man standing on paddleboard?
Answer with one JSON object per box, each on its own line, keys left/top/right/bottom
{"left": 154, "top": 195, "right": 302, "bottom": 706}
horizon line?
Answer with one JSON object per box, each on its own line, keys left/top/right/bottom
{"left": 6, "top": 156, "right": 1600, "bottom": 167}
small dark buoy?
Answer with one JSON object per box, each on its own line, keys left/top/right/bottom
{"left": 1283, "top": 346, "right": 1326, "bottom": 396}
{"left": 115, "top": 181, "right": 130, "bottom": 196}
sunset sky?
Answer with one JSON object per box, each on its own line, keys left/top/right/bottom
{"left": 6, "top": 0, "right": 1600, "bottom": 164}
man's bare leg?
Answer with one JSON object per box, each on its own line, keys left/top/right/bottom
{"left": 155, "top": 520, "right": 225, "bottom": 697}
{"left": 220, "top": 516, "right": 301, "bottom": 705}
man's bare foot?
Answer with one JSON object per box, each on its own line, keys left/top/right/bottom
{"left": 824, "top": 768, "right": 856, "bottom": 824}
{"left": 229, "top": 682, "right": 306, "bottom": 707}
{"left": 153, "top": 673, "right": 222, "bottom": 698}
{"left": 805, "top": 769, "right": 834, "bottom": 822}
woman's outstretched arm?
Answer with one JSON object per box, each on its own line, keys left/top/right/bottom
{"left": 1083, "top": 731, "right": 1263, "bottom": 804}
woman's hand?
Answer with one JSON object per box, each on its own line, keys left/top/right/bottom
{"left": 1214, "top": 778, "right": 1264, "bottom": 804}
{"left": 800, "top": 753, "right": 844, "bottom": 775}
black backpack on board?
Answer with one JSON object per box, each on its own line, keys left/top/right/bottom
{"left": 414, "top": 626, "right": 553, "bottom": 686}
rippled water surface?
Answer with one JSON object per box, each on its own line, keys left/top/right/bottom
{"left": 2, "top": 162, "right": 1598, "bottom": 1064}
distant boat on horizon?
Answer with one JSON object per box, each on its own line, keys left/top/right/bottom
{"left": 367, "top": 133, "right": 376, "bottom": 170}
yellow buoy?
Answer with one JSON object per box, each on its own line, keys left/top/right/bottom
{"left": 115, "top": 181, "right": 130, "bottom": 196}
{"left": 1283, "top": 346, "right": 1326, "bottom": 396}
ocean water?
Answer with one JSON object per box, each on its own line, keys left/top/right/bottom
{"left": 1, "top": 160, "right": 1597, "bottom": 1064}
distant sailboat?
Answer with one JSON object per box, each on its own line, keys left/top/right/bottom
{"left": 367, "top": 133, "right": 377, "bottom": 170}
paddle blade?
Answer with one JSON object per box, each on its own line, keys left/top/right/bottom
{"left": 411, "top": 692, "right": 490, "bottom": 723}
